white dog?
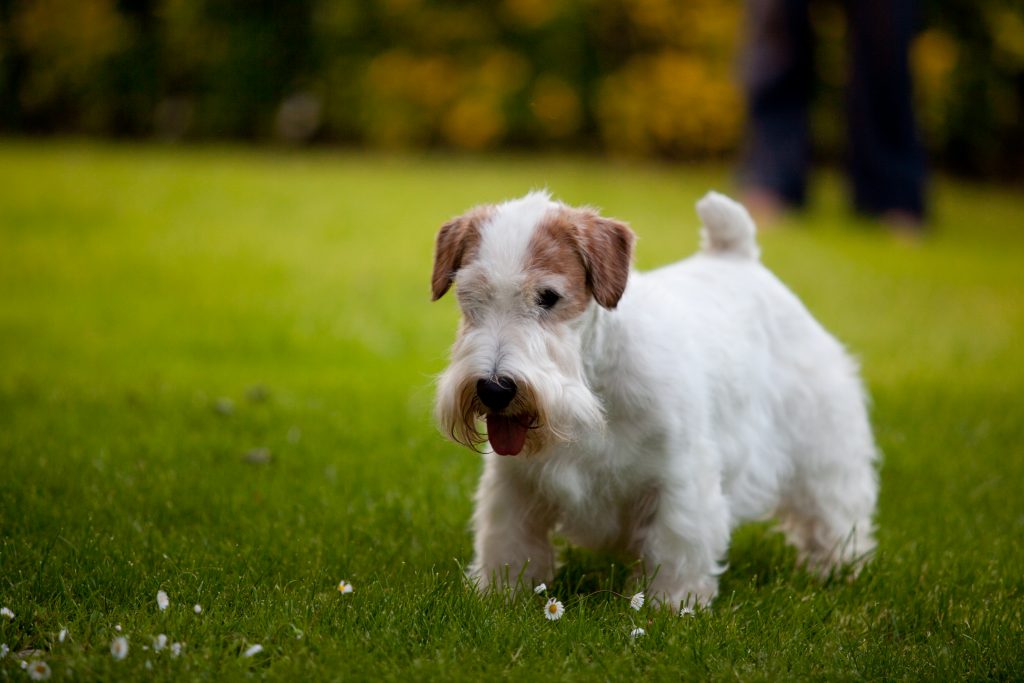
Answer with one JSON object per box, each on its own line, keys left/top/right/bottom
{"left": 431, "top": 191, "right": 878, "bottom": 609}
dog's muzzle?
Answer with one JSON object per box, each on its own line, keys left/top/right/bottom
{"left": 476, "top": 377, "right": 533, "bottom": 456}
{"left": 476, "top": 377, "right": 517, "bottom": 411}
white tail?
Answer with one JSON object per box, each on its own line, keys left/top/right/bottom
{"left": 697, "top": 191, "right": 759, "bottom": 260}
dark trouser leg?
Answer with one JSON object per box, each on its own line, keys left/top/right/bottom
{"left": 740, "top": 0, "right": 814, "bottom": 207}
{"left": 846, "top": 0, "right": 927, "bottom": 219}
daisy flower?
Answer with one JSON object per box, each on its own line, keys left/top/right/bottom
{"left": 629, "top": 592, "right": 645, "bottom": 611}
{"left": 533, "top": 583, "right": 547, "bottom": 594}
{"left": 58, "top": 629, "right": 67, "bottom": 643}
{"left": 157, "top": 590, "right": 169, "bottom": 611}
{"left": 543, "top": 598, "right": 564, "bottom": 621}
{"left": 193, "top": 604, "right": 202, "bottom": 614}
{"left": 114, "top": 624, "right": 122, "bottom": 632}
{"left": 0, "top": 607, "right": 13, "bottom": 619}
{"left": 170, "top": 642, "right": 183, "bottom": 658}
{"left": 337, "top": 580, "right": 354, "bottom": 594}
{"left": 111, "top": 636, "right": 129, "bottom": 660}
{"left": 27, "top": 660, "right": 52, "bottom": 681}
{"left": 1, "top": 643, "right": 8, "bottom": 658}
{"left": 242, "top": 644, "right": 264, "bottom": 658}
{"left": 680, "top": 606, "right": 695, "bottom": 617}
{"left": 629, "top": 627, "right": 646, "bottom": 639}
{"left": 21, "top": 660, "right": 28, "bottom": 669}
{"left": 154, "top": 634, "right": 168, "bottom": 652}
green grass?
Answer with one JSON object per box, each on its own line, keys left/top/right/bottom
{"left": 1, "top": 141, "right": 1022, "bottom": 681}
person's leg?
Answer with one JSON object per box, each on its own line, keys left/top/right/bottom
{"left": 739, "top": 0, "right": 814, "bottom": 211}
{"left": 845, "top": 0, "right": 927, "bottom": 224}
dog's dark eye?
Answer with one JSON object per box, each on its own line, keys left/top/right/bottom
{"left": 537, "top": 289, "right": 561, "bottom": 310}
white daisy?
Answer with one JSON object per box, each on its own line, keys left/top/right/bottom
{"left": 114, "top": 624, "right": 122, "bottom": 632}
{"left": 58, "top": 629, "right": 67, "bottom": 643}
{"left": 242, "top": 644, "right": 263, "bottom": 658}
{"left": 543, "top": 598, "right": 564, "bottom": 621}
{"left": 111, "top": 636, "right": 129, "bottom": 660}
{"left": 337, "top": 580, "right": 353, "bottom": 594}
{"left": 193, "top": 604, "right": 202, "bottom": 614}
{"left": 145, "top": 660, "right": 153, "bottom": 670}
{"left": 680, "top": 606, "right": 695, "bottom": 617}
{"left": 630, "top": 627, "right": 646, "bottom": 639}
{"left": 27, "top": 660, "right": 52, "bottom": 681}
{"left": 629, "top": 592, "right": 645, "bottom": 611}
{"left": 170, "top": 642, "right": 183, "bottom": 658}
{"left": 0, "top": 607, "right": 13, "bottom": 620}
{"left": 21, "top": 660, "right": 29, "bottom": 669}
{"left": 0, "top": 643, "right": 8, "bottom": 658}
{"left": 157, "top": 590, "right": 169, "bottom": 611}
{"left": 533, "top": 583, "right": 547, "bottom": 594}
{"left": 154, "top": 634, "right": 168, "bottom": 651}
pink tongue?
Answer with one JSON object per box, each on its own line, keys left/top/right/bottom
{"left": 486, "top": 414, "right": 531, "bottom": 456}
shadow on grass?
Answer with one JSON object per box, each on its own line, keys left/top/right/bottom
{"left": 552, "top": 546, "right": 638, "bottom": 600}
{"left": 545, "top": 521, "right": 866, "bottom": 603}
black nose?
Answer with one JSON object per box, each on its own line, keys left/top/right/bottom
{"left": 476, "top": 377, "right": 517, "bottom": 411}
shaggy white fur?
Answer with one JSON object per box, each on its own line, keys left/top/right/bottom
{"left": 433, "top": 190, "right": 879, "bottom": 609}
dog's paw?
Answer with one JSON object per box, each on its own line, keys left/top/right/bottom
{"left": 466, "top": 561, "right": 552, "bottom": 595}
{"left": 648, "top": 575, "right": 718, "bottom": 611}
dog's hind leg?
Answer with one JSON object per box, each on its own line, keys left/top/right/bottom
{"left": 777, "top": 381, "right": 879, "bottom": 577}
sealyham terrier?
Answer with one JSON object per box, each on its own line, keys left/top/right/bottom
{"left": 431, "top": 190, "right": 878, "bottom": 609}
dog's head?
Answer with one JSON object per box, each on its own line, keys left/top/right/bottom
{"left": 432, "top": 191, "right": 635, "bottom": 456}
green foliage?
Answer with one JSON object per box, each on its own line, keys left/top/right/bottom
{"left": 1, "top": 0, "right": 1021, "bottom": 175}
{"left": 0, "top": 143, "right": 1023, "bottom": 680}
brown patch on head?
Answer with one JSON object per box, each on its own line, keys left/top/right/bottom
{"left": 526, "top": 210, "right": 592, "bottom": 320}
{"left": 526, "top": 206, "right": 635, "bottom": 313}
{"left": 575, "top": 208, "right": 635, "bottom": 308}
{"left": 431, "top": 205, "right": 493, "bottom": 300}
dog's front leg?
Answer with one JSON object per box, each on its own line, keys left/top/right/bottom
{"left": 468, "top": 457, "right": 555, "bottom": 592}
{"left": 642, "top": 470, "right": 731, "bottom": 610}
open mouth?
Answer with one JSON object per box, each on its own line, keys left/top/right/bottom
{"left": 485, "top": 413, "right": 535, "bottom": 456}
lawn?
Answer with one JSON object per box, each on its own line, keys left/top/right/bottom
{"left": 1, "top": 141, "right": 1022, "bottom": 681}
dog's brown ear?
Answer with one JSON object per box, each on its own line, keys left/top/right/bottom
{"left": 431, "top": 207, "right": 488, "bottom": 300}
{"left": 575, "top": 210, "right": 635, "bottom": 309}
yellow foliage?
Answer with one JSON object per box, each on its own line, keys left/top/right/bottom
{"left": 442, "top": 96, "right": 506, "bottom": 150}
{"left": 312, "top": 1, "right": 361, "bottom": 36}
{"left": 382, "top": 0, "right": 423, "bottom": 15}
{"left": 597, "top": 52, "right": 742, "bottom": 156}
{"left": 912, "top": 29, "right": 959, "bottom": 143}
{"left": 478, "top": 50, "right": 531, "bottom": 94}
{"left": 619, "top": 0, "right": 741, "bottom": 51}
{"left": 502, "top": 0, "right": 561, "bottom": 29}
{"left": 14, "top": 0, "right": 127, "bottom": 105}
{"left": 159, "top": 0, "right": 225, "bottom": 75}
{"left": 366, "top": 50, "right": 463, "bottom": 110}
{"left": 531, "top": 75, "right": 582, "bottom": 139}
{"left": 363, "top": 48, "right": 529, "bottom": 150}
{"left": 988, "top": 7, "right": 1024, "bottom": 71}
{"left": 412, "top": 6, "right": 498, "bottom": 46}
{"left": 913, "top": 29, "right": 959, "bottom": 92}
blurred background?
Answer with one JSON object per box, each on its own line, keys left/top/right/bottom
{"left": 1, "top": 5, "right": 1023, "bottom": 678}
{"left": 1, "top": 0, "right": 1022, "bottom": 178}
